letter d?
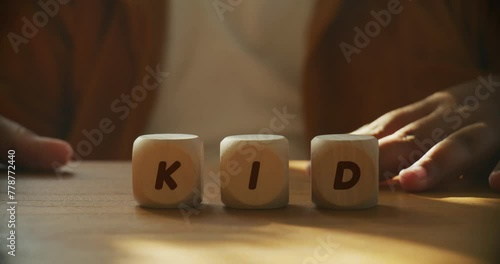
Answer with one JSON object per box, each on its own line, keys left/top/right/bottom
{"left": 333, "top": 161, "right": 361, "bottom": 190}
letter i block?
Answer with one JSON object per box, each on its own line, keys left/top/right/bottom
{"left": 311, "top": 134, "right": 378, "bottom": 209}
{"left": 132, "top": 134, "right": 203, "bottom": 208}
{"left": 220, "top": 135, "right": 289, "bottom": 209}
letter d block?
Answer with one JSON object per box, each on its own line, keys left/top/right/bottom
{"left": 132, "top": 134, "right": 203, "bottom": 208}
{"left": 311, "top": 135, "right": 378, "bottom": 209}
{"left": 221, "top": 135, "right": 289, "bottom": 209}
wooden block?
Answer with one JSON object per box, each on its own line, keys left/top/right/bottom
{"left": 132, "top": 134, "right": 203, "bottom": 208}
{"left": 311, "top": 134, "right": 378, "bottom": 209}
{"left": 220, "top": 135, "right": 289, "bottom": 209}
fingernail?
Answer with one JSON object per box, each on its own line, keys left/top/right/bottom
{"left": 399, "top": 165, "right": 428, "bottom": 191}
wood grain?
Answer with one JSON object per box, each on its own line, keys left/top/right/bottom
{"left": 1, "top": 161, "right": 499, "bottom": 264}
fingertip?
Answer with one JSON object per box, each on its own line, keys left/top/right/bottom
{"left": 38, "top": 137, "right": 73, "bottom": 169}
{"left": 399, "top": 165, "right": 429, "bottom": 192}
{"left": 489, "top": 171, "right": 500, "bottom": 192}
{"left": 19, "top": 136, "right": 73, "bottom": 170}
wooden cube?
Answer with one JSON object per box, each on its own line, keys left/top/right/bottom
{"left": 132, "top": 134, "right": 203, "bottom": 208}
{"left": 220, "top": 135, "right": 289, "bottom": 209}
{"left": 311, "top": 134, "right": 378, "bottom": 209}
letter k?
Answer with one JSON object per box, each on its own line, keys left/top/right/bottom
{"left": 155, "top": 161, "right": 181, "bottom": 190}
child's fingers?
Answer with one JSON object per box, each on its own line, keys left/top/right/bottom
{"left": 352, "top": 95, "right": 439, "bottom": 139}
{"left": 377, "top": 106, "right": 475, "bottom": 174}
{"left": 399, "top": 122, "right": 499, "bottom": 192}
{"left": 0, "top": 116, "right": 73, "bottom": 170}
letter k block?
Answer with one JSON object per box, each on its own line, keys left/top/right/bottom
{"left": 311, "top": 135, "right": 378, "bottom": 209}
{"left": 133, "top": 134, "right": 203, "bottom": 208}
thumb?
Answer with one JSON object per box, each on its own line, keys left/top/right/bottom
{"left": 0, "top": 116, "right": 73, "bottom": 170}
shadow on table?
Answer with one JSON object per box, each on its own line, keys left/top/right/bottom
{"left": 11, "top": 160, "right": 500, "bottom": 263}
{"left": 404, "top": 177, "right": 500, "bottom": 199}
{"left": 134, "top": 184, "right": 500, "bottom": 263}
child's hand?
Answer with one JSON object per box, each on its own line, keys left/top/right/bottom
{"left": 353, "top": 75, "right": 500, "bottom": 192}
{"left": 0, "top": 115, "right": 73, "bottom": 170}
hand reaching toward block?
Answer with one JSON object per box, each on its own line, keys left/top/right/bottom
{"left": 0, "top": 115, "right": 73, "bottom": 170}
{"left": 353, "top": 75, "right": 500, "bottom": 192}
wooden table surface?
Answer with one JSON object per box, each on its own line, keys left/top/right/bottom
{"left": 1, "top": 161, "right": 499, "bottom": 264}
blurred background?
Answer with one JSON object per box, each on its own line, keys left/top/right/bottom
{"left": 149, "top": 0, "right": 316, "bottom": 164}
